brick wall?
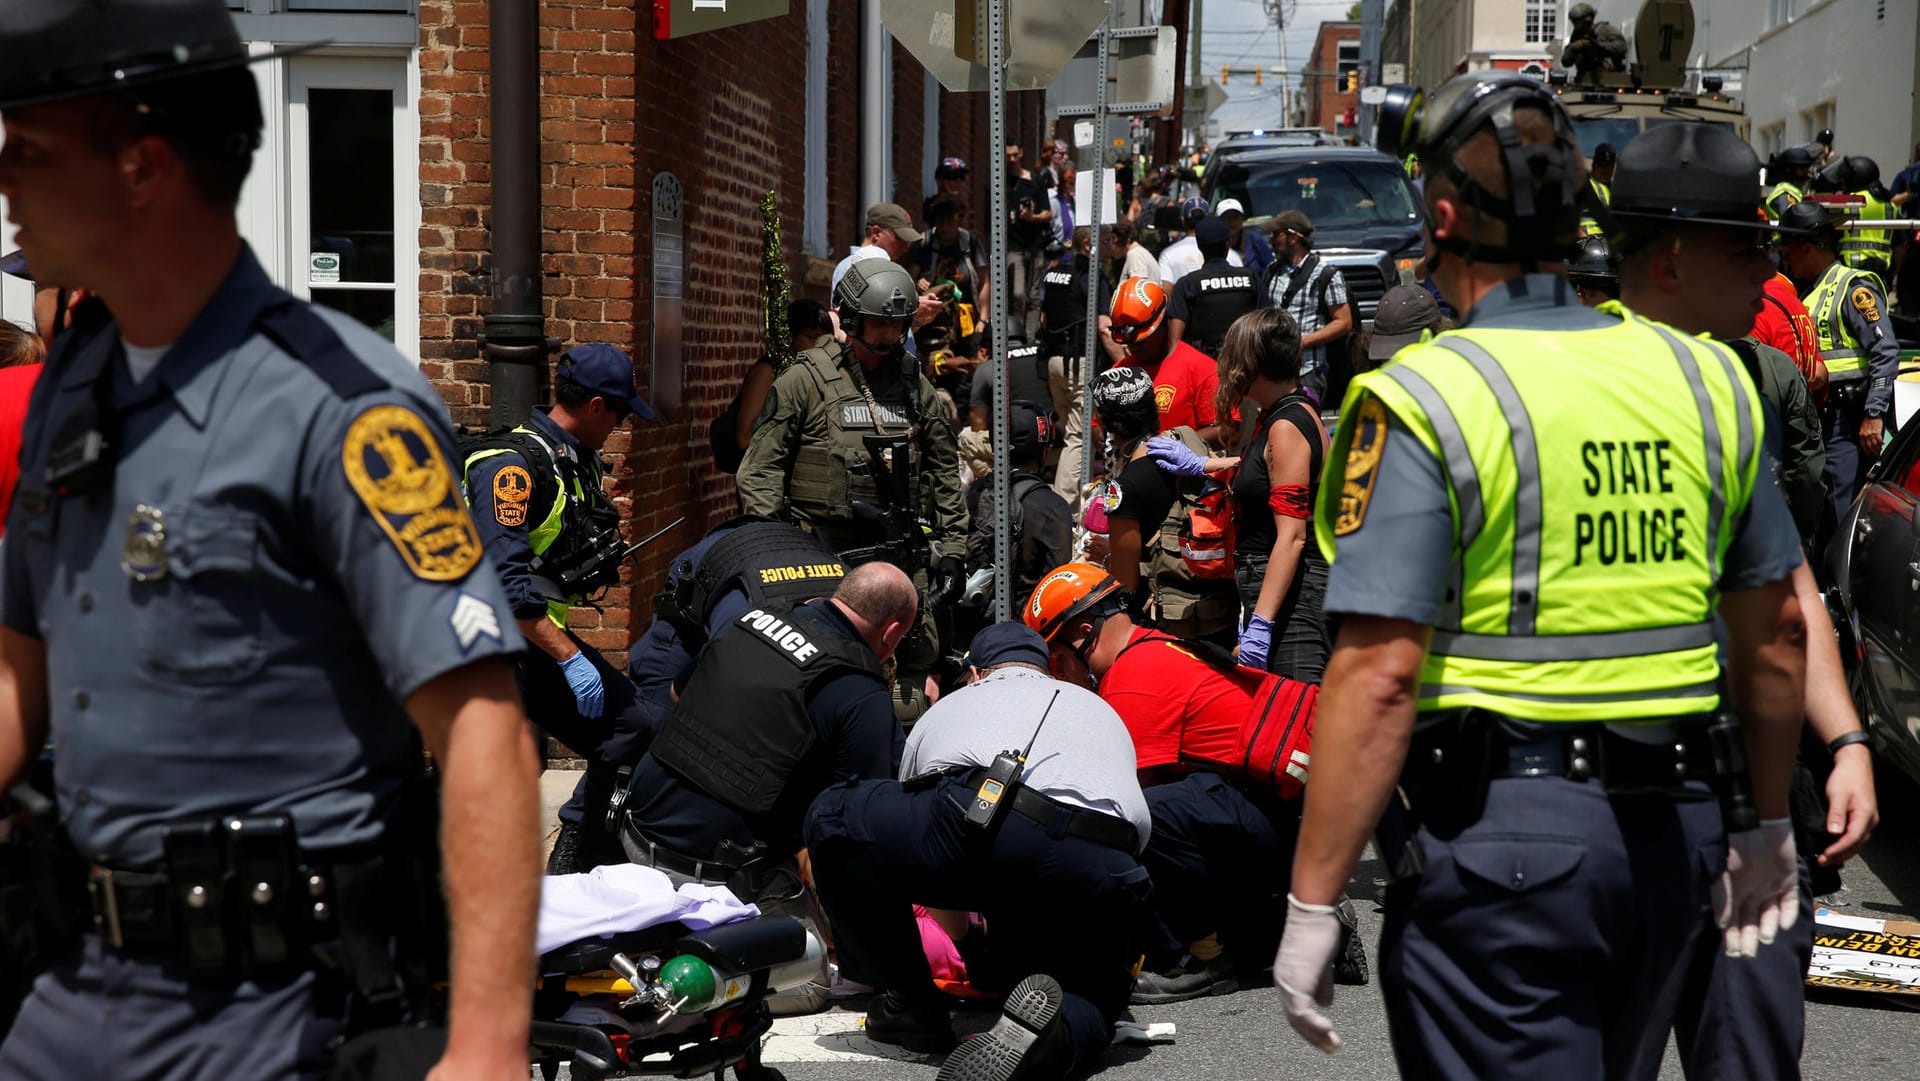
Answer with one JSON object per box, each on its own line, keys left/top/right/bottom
{"left": 418, "top": 0, "right": 1034, "bottom": 665}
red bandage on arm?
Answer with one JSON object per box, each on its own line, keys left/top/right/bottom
{"left": 1270, "top": 484, "right": 1312, "bottom": 520}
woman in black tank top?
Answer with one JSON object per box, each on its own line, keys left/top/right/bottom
{"left": 1218, "top": 309, "right": 1333, "bottom": 682}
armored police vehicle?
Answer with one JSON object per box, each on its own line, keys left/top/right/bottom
{"left": 1549, "top": 0, "right": 1745, "bottom": 160}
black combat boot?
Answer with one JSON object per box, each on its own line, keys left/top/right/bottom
{"left": 865, "top": 989, "right": 958, "bottom": 1055}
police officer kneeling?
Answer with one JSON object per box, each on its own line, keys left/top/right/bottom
{"left": 806, "top": 622, "right": 1152, "bottom": 1080}
{"left": 619, "top": 562, "right": 915, "bottom": 898}
{"left": 462, "top": 343, "right": 655, "bottom": 873}
{"left": 1275, "top": 72, "right": 1808, "bottom": 1075}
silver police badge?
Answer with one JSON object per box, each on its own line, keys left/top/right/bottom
{"left": 121, "top": 505, "right": 168, "bottom": 581}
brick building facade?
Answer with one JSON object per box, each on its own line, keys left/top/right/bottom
{"left": 413, "top": 0, "right": 1048, "bottom": 663}
{"left": 1298, "top": 21, "right": 1362, "bottom": 135}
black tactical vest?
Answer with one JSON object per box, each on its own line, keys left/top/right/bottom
{"left": 649, "top": 603, "right": 882, "bottom": 817}
{"left": 1004, "top": 343, "right": 1051, "bottom": 407}
{"left": 655, "top": 517, "right": 845, "bottom": 653}
{"left": 1183, "top": 262, "right": 1260, "bottom": 357}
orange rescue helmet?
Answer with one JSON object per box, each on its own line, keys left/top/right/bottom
{"left": 1108, "top": 277, "right": 1168, "bottom": 345}
{"left": 1024, "top": 562, "right": 1128, "bottom": 643}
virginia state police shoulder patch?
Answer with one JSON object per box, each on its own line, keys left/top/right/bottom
{"left": 1334, "top": 395, "right": 1388, "bottom": 537}
{"left": 1850, "top": 285, "right": 1881, "bottom": 324}
{"left": 342, "top": 404, "right": 484, "bottom": 580}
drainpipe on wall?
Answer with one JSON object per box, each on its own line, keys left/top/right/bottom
{"left": 482, "top": 0, "right": 547, "bottom": 427}
{"left": 860, "top": 0, "right": 891, "bottom": 213}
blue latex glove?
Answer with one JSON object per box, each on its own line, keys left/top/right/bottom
{"left": 1145, "top": 435, "right": 1209, "bottom": 477}
{"left": 561, "top": 650, "right": 606, "bottom": 719}
{"left": 1239, "top": 613, "right": 1273, "bottom": 671}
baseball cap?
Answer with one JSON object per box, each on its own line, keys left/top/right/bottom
{"left": 1195, "top": 216, "right": 1232, "bottom": 247}
{"left": 557, "top": 343, "right": 656, "bottom": 420}
{"left": 1609, "top": 124, "right": 1770, "bottom": 232}
{"left": 1591, "top": 143, "right": 1616, "bottom": 165}
{"left": 965, "top": 621, "right": 1052, "bottom": 669}
{"left": 1272, "top": 209, "right": 1314, "bottom": 236}
{"left": 1215, "top": 198, "right": 1247, "bottom": 217}
{"left": 1367, "top": 285, "right": 1442, "bottom": 361}
{"left": 935, "top": 156, "right": 969, "bottom": 180}
{"left": 867, "top": 203, "right": 923, "bottom": 244}
{"left": 1180, "top": 196, "right": 1210, "bottom": 225}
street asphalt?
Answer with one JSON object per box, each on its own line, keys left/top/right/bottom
{"left": 536, "top": 760, "right": 1920, "bottom": 1080}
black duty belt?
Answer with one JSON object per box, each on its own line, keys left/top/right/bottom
{"left": 623, "top": 832, "right": 798, "bottom": 904}
{"left": 956, "top": 770, "right": 1139, "bottom": 852}
{"left": 1414, "top": 708, "right": 1719, "bottom": 794}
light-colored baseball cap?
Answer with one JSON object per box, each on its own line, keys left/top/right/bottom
{"left": 1215, "top": 198, "right": 1247, "bottom": 217}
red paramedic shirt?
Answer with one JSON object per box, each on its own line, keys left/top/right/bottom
{"left": 1097, "top": 626, "right": 1263, "bottom": 772}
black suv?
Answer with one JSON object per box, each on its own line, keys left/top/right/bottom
{"left": 1199, "top": 145, "right": 1424, "bottom": 321}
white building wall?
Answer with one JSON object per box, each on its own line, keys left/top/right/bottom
{"left": 1740, "top": 0, "right": 1919, "bottom": 178}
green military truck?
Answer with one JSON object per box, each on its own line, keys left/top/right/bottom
{"left": 1549, "top": 0, "right": 1745, "bottom": 160}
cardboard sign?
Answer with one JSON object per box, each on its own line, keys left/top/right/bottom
{"left": 1807, "top": 909, "right": 1920, "bottom": 996}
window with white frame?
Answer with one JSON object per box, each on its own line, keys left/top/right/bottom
{"left": 286, "top": 56, "right": 418, "bottom": 352}
{"left": 1524, "top": 0, "right": 1559, "bottom": 45}
{"left": 1767, "top": 0, "right": 1794, "bottom": 29}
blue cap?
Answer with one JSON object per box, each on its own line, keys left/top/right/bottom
{"left": 557, "top": 343, "right": 655, "bottom": 421}
{"left": 1195, "top": 216, "right": 1231, "bottom": 247}
{"left": 0, "top": 250, "right": 30, "bottom": 281}
{"left": 965, "top": 621, "right": 1052, "bottom": 669}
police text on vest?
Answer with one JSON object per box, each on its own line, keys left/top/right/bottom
{"left": 741, "top": 608, "right": 820, "bottom": 663}
{"left": 1575, "top": 439, "right": 1687, "bottom": 566}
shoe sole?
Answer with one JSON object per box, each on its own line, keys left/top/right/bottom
{"left": 936, "top": 974, "right": 1065, "bottom": 1081}
{"left": 1129, "top": 975, "right": 1239, "bottom": 1005}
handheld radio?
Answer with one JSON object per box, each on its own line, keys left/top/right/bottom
{"left": 962, "top": 690, "right": 1059, "bottom": 834}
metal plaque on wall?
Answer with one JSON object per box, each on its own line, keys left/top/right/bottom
{"left": 650, "top": 171, "right": 685, "bottom": 419}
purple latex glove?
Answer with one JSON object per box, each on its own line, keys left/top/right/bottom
{"left": 1146, "top": 435, "right": 1208, "bottom": 477}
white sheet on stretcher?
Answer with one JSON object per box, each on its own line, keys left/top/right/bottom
{"left": 537, "top": 863, "right": 761, "bottom": 956}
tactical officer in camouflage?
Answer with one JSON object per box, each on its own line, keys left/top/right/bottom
{"left": 736, "top": 260, "right": 968, "bottom": 717}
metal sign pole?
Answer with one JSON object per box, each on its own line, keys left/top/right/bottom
{"left": 989, "top": 0, "right": 1014, "bottom": 621}
{"left": 1079, "top": 0, "right": 1113, "bottom": 497}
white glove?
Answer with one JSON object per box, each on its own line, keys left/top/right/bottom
{"left": 1716, "top": 818, "right": 1798, "bottom": 958}
{"left": 1272, "top": 893, "right": 1343, "bottom": 1053}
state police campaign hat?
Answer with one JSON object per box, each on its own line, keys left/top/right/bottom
{"left": 1608, "top": 124, "right": 1770, "bottom": 232}
{"left": 557, "top": 344, "right": 657, "bottom": 421}
{"left": 0, "top": 0, "right": 320, "bottom": 111}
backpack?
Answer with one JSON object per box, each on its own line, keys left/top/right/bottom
{"left": 1145, "top": 426, "right": 1240, "bottom": 638}
{"left": 1117, "top": 631, "right": 1318, "bottom": 798}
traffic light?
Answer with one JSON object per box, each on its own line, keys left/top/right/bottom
{"left": 1255, "top": 65, "right": 1264, "bottom": 86}
{"left": 1222, "top": 64, "right": 1230, "bottom": 85}
{"left": 1346, "top": 70, "right": 1358, "bottom": 94}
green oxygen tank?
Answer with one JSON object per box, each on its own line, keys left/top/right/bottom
{"left": 658, "top": 953, "right": 757, "bottom": 1015}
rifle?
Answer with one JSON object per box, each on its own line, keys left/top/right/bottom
{"left": 837, "top": 433, "right": 933, "bottom": 578}
{"left": 534, "top": 516, "right": 687, "bottom": 599}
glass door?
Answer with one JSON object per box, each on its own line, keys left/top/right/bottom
{"left": 288, "top": 56, "right": 417, "bottom": 356}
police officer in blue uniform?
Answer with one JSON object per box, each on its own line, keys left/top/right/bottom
{"left": 461, "top": 343, "right": 654, "bottom": 873}
{"left": 618, "top": 562, "right": 915, "bottom": 891}
{"left": 1274, "top": 72, "right": 1808, "bottom": 1077}
{"left": 1167, "top": 216, "right": 1261, "bottom": 359}
{"left": 0, "top": 3, "right": 540, "bottom": 1078}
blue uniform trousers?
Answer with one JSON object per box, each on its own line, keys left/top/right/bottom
{"left": 0, "top": 935, "right": 343, "bottom": 1081}
{"left": 1141, "top": 774, "right": 1296, "bottom": 968}
{"left": 1819, "top": 396, "right": 1869, "bottom": 548}
{"left": 1671, "top": 860, "right": 1814, "bottom": 1081}
{"left": 1379, "top": 776, "right": 1725, "bottom": 1081}
{"left": 805, "top": 777, "right": 1152, "bottom": 1074}
{"left": 520, "top": 626, "right": 651, "bottom": 826}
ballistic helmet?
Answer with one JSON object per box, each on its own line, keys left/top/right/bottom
{"left": 834, "top": 260, "right": 918, "bottom": 338}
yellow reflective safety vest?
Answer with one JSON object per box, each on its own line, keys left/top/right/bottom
{"left": 1316, "top": 304, "right": 1765, "bottom": 722}
{"left": 1765, "top": 181, "right": 1802, "bottom": 217}
{"left": 1578, "top": 178, "right": 1611, "bottom": 238}
{"left": 1803, "top": 259, "right": 1876, "bottom": 380}
{"left": 1837, "top": 189, "right": 1894, "bottom": 279}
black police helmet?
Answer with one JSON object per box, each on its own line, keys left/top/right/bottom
{"left": 1609, "top": 123, "right": 1769, "bottom": 232}
{"left": 1777, "top": 146, "right": 1815, "bottom": 170}
{"left": 1566, "top": 235, "right": 1616, "bottom": 284}
{"left": 0, "top": 0, "right": 318, "bottom": 110}
{"left": 1373, "top": 71, "right": 1582, "bottom": 264}
{"left": 1842, "top": 155, "right": 1881, "bottom": 189}
{"left": 1777, "top": 200, "right": 1836, "bottom": 241}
